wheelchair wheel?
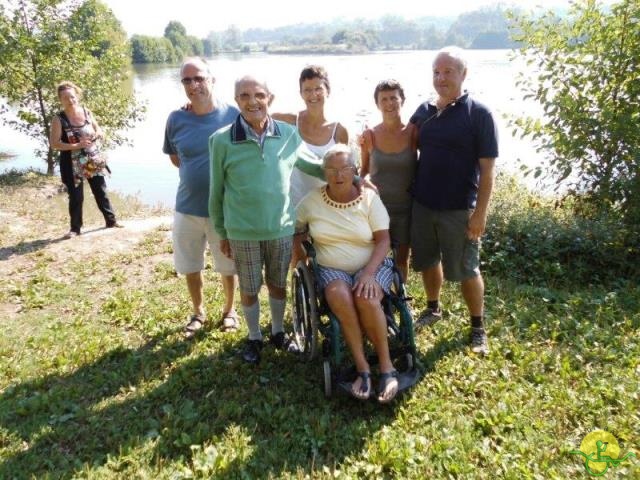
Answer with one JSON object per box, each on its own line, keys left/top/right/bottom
{"left": 290, "top": 261, "right": 320, "bottom": 361}
{"left": 323, "top": 360, "right": 332, "bottom": 397}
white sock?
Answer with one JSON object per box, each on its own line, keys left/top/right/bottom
{"left": 242, "top": 301, "right": 261, "bottom": 340}
{"left": 269, "top": 296, "right": 286, "bottom": 335}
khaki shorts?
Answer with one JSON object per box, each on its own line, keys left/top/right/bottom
{"left": 172, "top": 211, "right": 236, "bottom": 275}
{"left": 410, "top": 203, "right": 480, "bottom": 281}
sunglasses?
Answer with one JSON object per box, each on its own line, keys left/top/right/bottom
{"left": 181, "top": 76, "right": 207, "bottom": 85}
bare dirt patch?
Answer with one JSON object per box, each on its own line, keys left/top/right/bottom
{"left": 0, "top": 212, "right": 173, "bottom": 277}
{"left": 1, "top": 173, "right": 175, "bottom": 316}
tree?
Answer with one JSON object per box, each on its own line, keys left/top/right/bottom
{"left": 202, "top": 33, "right": 219, "bottom": 57}
{"left": 378, "top": 15, "right": 421, "bottom": 48}
{"left": 131, "top": 34, "right": 176, "bottom": 63}
{"left": 204, "top": 31, "right": 222, "bottom": 56}
{"left": 164, "top": 20, "right": 187, "bottom": 39}
{"left": 186, "top": 35, "right": 203, "bottom": 56}
{"left": 446, "top": 5, "right": 512, "bottom": 47}
{"left": 329, "top": 27, "right": 377, "bottom": 51}
{"left": 0, "top": 0, "right": 142, "bottom": 174}
{"left": 163, "top": 20, "right": 191, "bottom": 58}
{"left": 419, "top": 25, "right": 445, "bottom": 49}
{"left": 470, "top": 31, "right": 515, "bottom": 49}
{"left": 67, "top": 0, "right": 127, "bottom": 58}
{"left": 510, "top": 0, "right": 640, "bottom": 225}
{"left": 331, "top": 29, "right": 347, "bottom": 44}
{"left": 308, "top": 27, "right": 331, "bottom": 46}
{"left": 222, "top": 25, "right": 242, "bottom": 51}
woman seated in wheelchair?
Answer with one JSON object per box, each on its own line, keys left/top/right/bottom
{"left": 294, "top": 143, "right": 398, "bottom": 403}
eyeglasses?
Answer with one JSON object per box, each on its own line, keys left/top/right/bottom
{"left": 324, "top": 166, "right": 355, "bottom": 176}
{"left": 181, "top": 76, "right": 207, "bottom": 85}
{"left": 236, "top": 92, "right": 269, "bottom": 101}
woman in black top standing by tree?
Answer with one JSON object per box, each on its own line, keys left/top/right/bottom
{"left": 49, "top": 81, "right": 122, "bottom": 238}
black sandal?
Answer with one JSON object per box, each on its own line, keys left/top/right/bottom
{"left": 351, "top": 371, "right": 372, "bottom": 400}
{"left": 377, "top": 370, "right": 399, "bottom": 404}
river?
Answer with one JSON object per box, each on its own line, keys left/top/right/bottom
{"left": 0, "top": 49, "right": 543, "bottom": 207}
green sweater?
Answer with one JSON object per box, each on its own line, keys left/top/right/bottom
{"left": 209, "top": 116, "right": 325, "bottom": 241}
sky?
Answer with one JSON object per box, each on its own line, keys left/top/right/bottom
{"left": 102, "top": 0, "right": 608, "bottom": 38}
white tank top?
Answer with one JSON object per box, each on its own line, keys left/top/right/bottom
{"left": 290, "top": 117, "right": 338, "bottom": 208}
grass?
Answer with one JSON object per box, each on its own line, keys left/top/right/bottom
{"left": 0, "top": 171, "right": 638, "bottom": 479}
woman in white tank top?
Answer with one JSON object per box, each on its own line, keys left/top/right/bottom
{"left": 272, "top": 65, "right": 349, "bottom": 208}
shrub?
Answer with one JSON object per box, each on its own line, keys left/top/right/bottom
{"left": 483, "top": 174, "right": 639, "bottom": 287}
{"left": 508, "top": 0, "right": 640, "bottom": 227}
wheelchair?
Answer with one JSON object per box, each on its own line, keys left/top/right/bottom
{"left": 290, "top": 241, "right": 420, "bottom": 398}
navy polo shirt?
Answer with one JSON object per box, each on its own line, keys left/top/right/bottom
{"left": 409, "top": 93, "right": 498, "bottom": 210}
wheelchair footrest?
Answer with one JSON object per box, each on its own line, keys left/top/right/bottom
{"left": 397, "top": 367, "right": 420, "bottom": 393}
{"left": 334, "top": 367, "right": 420, "bottom": 399}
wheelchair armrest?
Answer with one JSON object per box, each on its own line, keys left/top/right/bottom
{"left": 302, "top": 240, "right": 317, "bottom": 259}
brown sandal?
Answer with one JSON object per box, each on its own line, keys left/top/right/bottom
{"left": 184, "top": 314, "right": 205, "bottom": 339}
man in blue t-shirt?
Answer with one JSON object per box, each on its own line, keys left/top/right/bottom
{"left": 163, "top": 58, "right": 240, "bottom": 338}
{"left": 410, "top": 46, "right": 499, "bottom": 355}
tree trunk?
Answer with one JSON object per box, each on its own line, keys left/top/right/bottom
{"left": 47, "top": 147, "right": 55, "bottom": 175}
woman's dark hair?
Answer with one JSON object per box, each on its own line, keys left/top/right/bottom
{"left": 299, "top": 65, "right": 330, "bottom": 94}
{"left": 373, "top": 79, "right": 405, "bottom": 104}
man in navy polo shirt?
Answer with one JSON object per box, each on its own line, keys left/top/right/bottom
{"left": 410, "top": 46, "right": 498, "bottom": 355}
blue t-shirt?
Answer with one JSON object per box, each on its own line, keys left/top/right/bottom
{"left": 163, "top": 102, "right": 239, "bottom": 217}
{"left": 410, "top": 93, "right": 499, "bottom": 210}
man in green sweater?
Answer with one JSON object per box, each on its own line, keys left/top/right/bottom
{"left": 209, "top": 75, "right": 324, "bottom": 364}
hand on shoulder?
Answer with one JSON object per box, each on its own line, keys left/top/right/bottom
{"left": 335, "top": 122, "right": 349, "bottom": 144}
{"left": 359, "top": 127, "right": 374, "bottom": 149}
{"left": 271, "top": 112, "right": 296, "bottom": 125}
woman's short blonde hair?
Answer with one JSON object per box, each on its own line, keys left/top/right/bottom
{"left": 322, "top": 143, "right": 355, "bottom": 169}
{"left": 56, "top": 81, "right": 82, "bottom": 98}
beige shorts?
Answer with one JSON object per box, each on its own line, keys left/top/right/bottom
{"left": 172, "top": 211, "right": 236, "bottom": 276}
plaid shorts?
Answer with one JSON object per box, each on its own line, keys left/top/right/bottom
{"left": 316, "top": 257, "right": 395, "bottom": 294}
{"left": 229, "top": 236, "right": 292, "bottom": 296}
